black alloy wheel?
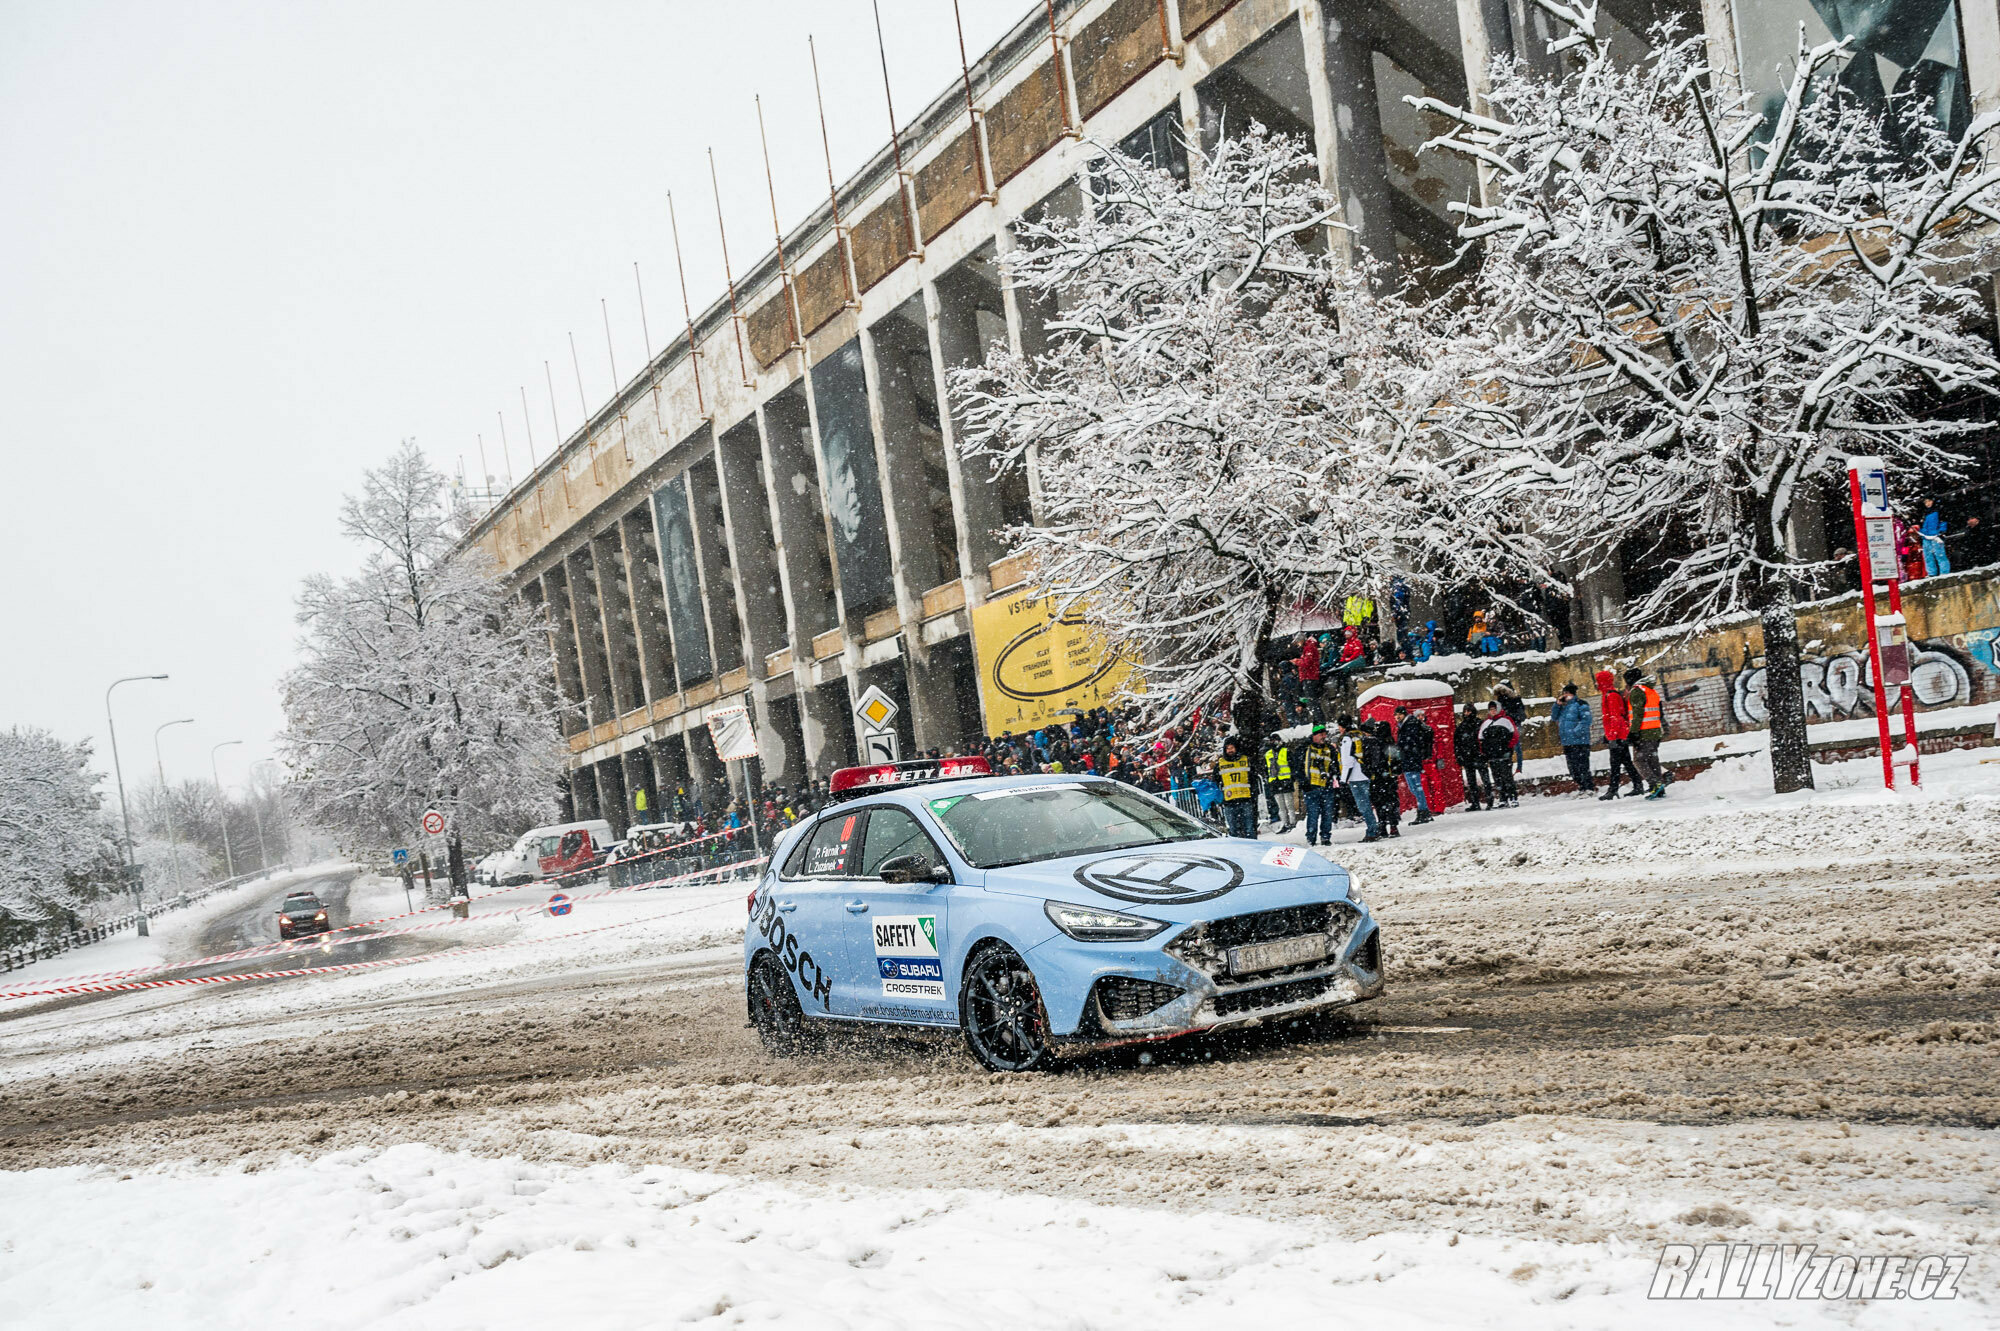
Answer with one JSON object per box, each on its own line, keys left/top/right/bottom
{"left": 959, "top": 942, "right": 1056, "bottom": 1072}
{"left": 748, "top": 952, "right": 811, "bottom": 1055}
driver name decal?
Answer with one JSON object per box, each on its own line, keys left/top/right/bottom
{"left": 873, "top": 914, "right": 943, "bottom": 1001}
{"left": 1074, "top": 852, "right": 1245, "bottom": 905}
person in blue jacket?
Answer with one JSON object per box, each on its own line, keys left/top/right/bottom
{"left": 1919, "top": 498, "right": 1951, "bottom": 577}
{"left": 1551, "top": 682, "right": 1596, "bottom": 795}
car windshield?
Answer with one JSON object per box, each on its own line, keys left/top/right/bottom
{"left": 282, "top": 897, "right": 320, "bottom": 911}
{"left": 924, "top": 781, "right": 1210, "bottom": 869}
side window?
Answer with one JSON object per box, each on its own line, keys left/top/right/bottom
{"left": 795, "top": 810, "right": 865, "bottom": 879}
{"left": 857, "top": 807, "right": 943, "bottom": 879}
{"left": 781, "top": 823, "right": 816, "bottom": 878}
{"left": 539, "top": 836, "right": 560, "bottom": 856}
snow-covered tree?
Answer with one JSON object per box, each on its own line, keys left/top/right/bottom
{"left": 132, "top": 835, "right": 216, "bottom": 900}
{"left": 0, "top": 727, "right": 118, "bottom": 933}
{"left": 1414, "top": 1, "right": 2000, "bottom": 790}
{"left": 951, "top": 127, "right": 1549, "bottom": 739}
{"left": 278, "top": 442, "right": 567, "bottom": 885}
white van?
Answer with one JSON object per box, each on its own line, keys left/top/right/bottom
{"left": 486, "top": 819, "right": 615, "bottom": 885}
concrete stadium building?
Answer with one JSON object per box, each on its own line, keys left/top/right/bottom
{"left": 463, "top": 0, "right": 2000, "bottom": 833}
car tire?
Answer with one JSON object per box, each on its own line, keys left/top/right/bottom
{"left": 748, "top": 952, "right": 814, "bottom": 1056}
{"left": 959, "top": 941, "right": 1057, "bottom": 1073}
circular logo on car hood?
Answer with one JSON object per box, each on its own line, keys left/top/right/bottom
{"left": 1073, "top": 852, "right": 1244, "bottom": 905}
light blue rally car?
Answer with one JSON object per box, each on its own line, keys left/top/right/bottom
{"left": 743, "top": 757, "right": 1383, "bottom": 1071}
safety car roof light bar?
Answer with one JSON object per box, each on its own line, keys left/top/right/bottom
{"left": 828, "top": 756, "right": 992, "bottom": 798}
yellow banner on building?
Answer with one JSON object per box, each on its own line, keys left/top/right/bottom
{"left": 969, "top": 591, "right": 1134, "bottom": 735}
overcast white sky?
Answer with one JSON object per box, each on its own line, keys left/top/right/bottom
{"left": 1, "top": 0, "right": 1028, "bottom": 800}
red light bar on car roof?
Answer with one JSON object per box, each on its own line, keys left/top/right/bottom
{"left": 828, "top": 755, "right": 991, "bottom": 796}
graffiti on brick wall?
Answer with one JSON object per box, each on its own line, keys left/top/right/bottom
{"left": 1730, "top": 642, "right": 1974, "bottom": 726}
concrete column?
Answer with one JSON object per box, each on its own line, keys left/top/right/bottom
{"left": 902, "top": 645, "right": 973, "bottom": 755}
{"left": 800, "top": 679, "right": 855, "bottom": 779}
{"left": 685, "top": 452, "right": 747, "bottom": 677}
{"left": 589, "top": 530, "right": 644, "bottom": 720}
{"left": 714, "top": 416, "right": 788, "bottom": 671}
{"left": 928, "top": 253, "right": 1015, "bottom": 589}
{"left": 760, "top": 383, "right": 840, "bottom": 643}
{"left": 1320, "top": 1, "right": 1402, "bottom": 280}
{"left": 572, "top": 762, "right": 602, "bottom": 821}
{"left": 538, "top": 569, "right": 590, "bottom": 737}
{"left": 683, "top": 723, "right": 727, "bottom": 812}
{"left": 564, "top": 549, "right": 617, "bottom": 728}
{"left": 595, "top": 756, "right": 629, "bottom": 839}
{"left": 991, "top": 222, "right": 1048, "bottom": 527}
{"left": 618, "top": 507, "right": 676, "bottom": 708}
{"left": 1295, "top": 2, "right": 1355, "bottom": 264}
{"left": 1965, "top": 0, "right": 2000, "bottom": 117}
{"left": 859, "top": 308, "right": 946, "bottom": 621}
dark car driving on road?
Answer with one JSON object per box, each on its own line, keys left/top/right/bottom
{"left": 277, "top": 892, "right": 330, "bottom": 939}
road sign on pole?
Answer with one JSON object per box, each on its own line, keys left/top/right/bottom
{"left": 547, "top": 892, "right": 572, "bottom": 917}
{"left": 392, "top": 848, "right": 410, "bottom": 866}
{"left": 854, "top": 684, "right": 898, "bottom": 732}
{"left": 422, "top": 809, "right": 446, "bottom": 837}
{"left": 1845, "top": 457, "right": 1919, "bottom": 790}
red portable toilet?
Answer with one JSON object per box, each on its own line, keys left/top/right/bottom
{"left": 1357, "top": 680, "right": 1463, "bottom": 814}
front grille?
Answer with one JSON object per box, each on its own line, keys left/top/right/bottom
{"left": 1169, "top": 902, "right": 1360, "bottom": 980}
{"left": 1352, "top": 928, "right": 1380, "bottom": 973}
{"left": 1212, "top": 974, "right": 1333, "bottom": 1018}
{"left": 1206, "top": 903, "right": 1354, "bottom": 950}
{"left": 1094, "top": 976, "right": 1184, "bottom": 1022}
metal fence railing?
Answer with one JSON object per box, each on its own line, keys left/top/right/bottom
{"left": 1, "top": 864, "right": 296, "bottom": 976}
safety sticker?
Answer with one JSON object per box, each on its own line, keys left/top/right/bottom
{"left": 1261, "top": 845, "right": 1308, "bottom": 870}
{"left": 873, "top": 913, "right": 943, "bottom": 1000}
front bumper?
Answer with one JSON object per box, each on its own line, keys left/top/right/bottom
{"left": 1030, "top": 904, "right": 1384, "bottom": 1045}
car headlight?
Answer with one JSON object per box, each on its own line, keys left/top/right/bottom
{"left": 1344, "top": 871, "right": 1369, "bottom": 914}
{"left": 1044, "top": 900, "right": 1169, "bottom": 942}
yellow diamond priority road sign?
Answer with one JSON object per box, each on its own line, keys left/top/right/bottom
{"left": 855, "top": 684, "right": 898, "bottom": 732}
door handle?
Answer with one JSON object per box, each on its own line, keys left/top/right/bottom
{"left": 775, "top": 900, "right": 798, "bottom": 913}
{"left": 844, "top": 900, "right": 870, "bottom": 913}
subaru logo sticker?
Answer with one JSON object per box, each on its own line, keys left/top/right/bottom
{"left": 1073, "top": 852, "right": 1244, "bottom": 905}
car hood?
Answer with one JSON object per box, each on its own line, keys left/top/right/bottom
{"left": 976, "top": 839, "right": 1356, "bottom": 924}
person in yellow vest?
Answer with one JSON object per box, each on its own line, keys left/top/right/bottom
{"left": 1298, "top": 725, "right": 1338, "bottom": 846}
{"left": 1624, "top": 668, "right": 1670, "bottom": 799}
{"left": 1262, "top": 733, "right": 1296, "bottom": 833}
{"left": 1212, "top": 735, "right": 1261, "bottom": 839}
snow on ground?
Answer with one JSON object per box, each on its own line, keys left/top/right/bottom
{"left": 0, "top": 873, "right": 752, "bottom": 1084}
{"left": 3, "top": 749, "right": 1995, "bottom": 1328}
{"left": 0, "top": 862, "right": 356, "bottom": 993}
{"left": 0, "top": 1142, "right": 1975, "bottom": 1331}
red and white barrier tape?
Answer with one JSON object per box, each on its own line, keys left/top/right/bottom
{"left": 0, "top": 880, "right": 761, "bottom": 1001}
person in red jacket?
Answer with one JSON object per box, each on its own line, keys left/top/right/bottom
{"left": 1594, "top": 668, "right": 1644, "bottom": 799}
{"left": 1296, "top": 633, "right": 1321, "bottom": 700}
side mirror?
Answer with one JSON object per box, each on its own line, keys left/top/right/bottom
{"left": 878, "top": 854, "right": 951, "bottom": 885}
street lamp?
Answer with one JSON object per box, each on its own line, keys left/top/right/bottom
{"left": 210, "top": 739, "right": 244, "bottom": 881}
{"left": 154, "top": 718, "right": 195, "bottom": 896}
{"left": 105, "top": 673, "right": 167, "bottom": 935}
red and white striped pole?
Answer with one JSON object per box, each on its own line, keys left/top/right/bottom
{"left": 1846, "top": 457, "right": 1900, "bottom": 790}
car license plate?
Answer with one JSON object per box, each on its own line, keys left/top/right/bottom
{"left": 1227, "top": 933, "right": 1330, "bottom": 976}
